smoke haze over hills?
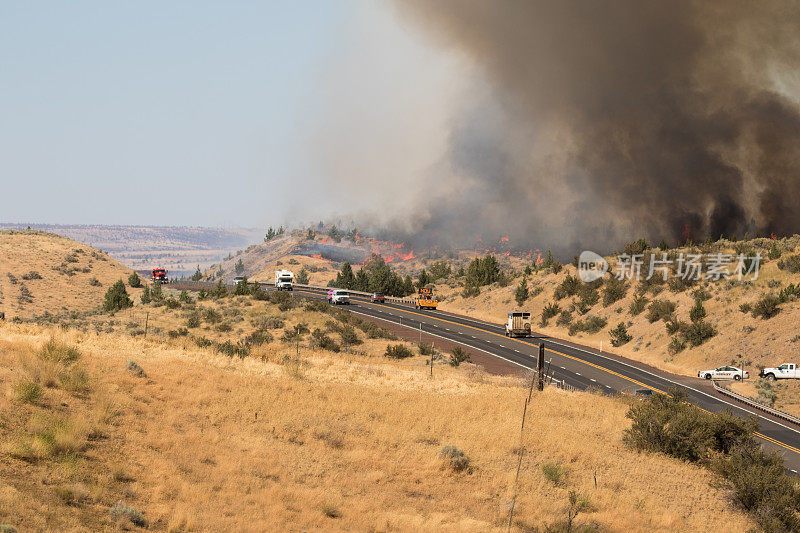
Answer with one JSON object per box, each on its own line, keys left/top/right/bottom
{"left": 369, "top": 1, "right": 800, "bottom": 254}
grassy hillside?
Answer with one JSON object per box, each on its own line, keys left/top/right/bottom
{"left": 0, "top": 230, "right": 136, "bottom": 320}
{"left": 0, "top": 292, "right": 753, "bottom": 531}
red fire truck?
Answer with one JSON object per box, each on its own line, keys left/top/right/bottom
{"left": 151, "top": 268, "right": 168, "bottom": 283}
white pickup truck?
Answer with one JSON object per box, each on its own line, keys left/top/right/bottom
{"left": 760, "top": 363, "right": 800, "bottom": 381}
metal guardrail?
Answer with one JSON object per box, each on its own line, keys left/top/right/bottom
{"left": 257, "top": 281, "right": 416, "bottom": 304}
{"left": 712, "top": 380, "right": 800, "bottom": 426}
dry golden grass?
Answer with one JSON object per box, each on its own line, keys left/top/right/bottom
{"left": 0, "top": 313, "right": 752, "bottom": 531}
{"left": 0, "top": 230, "right": 136, "bottom": 319}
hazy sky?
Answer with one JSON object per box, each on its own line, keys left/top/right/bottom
{"left": 0, "top": 2, "right": 465, "bottom": 228}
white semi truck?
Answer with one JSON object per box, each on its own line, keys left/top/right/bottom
{"left": 275, "top": 270, "right": 294, "bottom": 291}
{"left": 759, "top": 363, "right": 800, "bottom": 381}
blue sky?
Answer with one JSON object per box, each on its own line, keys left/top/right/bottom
{"left": 0, "top": 2, "right": 464, "bottom": 228}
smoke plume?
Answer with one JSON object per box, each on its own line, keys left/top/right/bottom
{"left": 380, "top": 1, "right": 800, "bottom": 254}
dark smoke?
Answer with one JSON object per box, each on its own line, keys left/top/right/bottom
{"left": 382, "top": 1, "right": 800, "bottom": 254}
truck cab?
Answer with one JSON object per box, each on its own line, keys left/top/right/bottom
{"left": 275, "top": 270, "right": 294, "bottom": 291}
{"left": 505, "top": 312, "right": 532, "bottom": 337}
{"left": 760, "top": 363, "right": 800, "bottom": 381}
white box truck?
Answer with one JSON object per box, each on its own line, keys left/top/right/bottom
{"left": 275, "top": 270, "right": 294, "bottom": 291}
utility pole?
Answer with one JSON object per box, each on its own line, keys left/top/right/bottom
{"left": 537, "top": 343, "right": 545, "bottom": 391}
{"left": 144, "top": 312, "right": 149, "bottom": 338}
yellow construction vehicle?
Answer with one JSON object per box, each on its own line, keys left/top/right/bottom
{"left": 414, "top": 287, "right": 438, "bottom": 310}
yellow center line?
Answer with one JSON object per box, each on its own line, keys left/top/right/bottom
{"left": 299, "top": 290, "right": 800, "bottom": 456}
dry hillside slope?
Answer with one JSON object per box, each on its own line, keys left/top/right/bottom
{"left": 435, "top": 237, "right": 800, "bottom": 377}
{"left": 0, "top": 230, "right": 135, "bottom": 320}
{"left": 0, "top": 314, "right": 753, "bottom": 531}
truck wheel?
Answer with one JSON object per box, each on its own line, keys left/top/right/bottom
{"left": 734, "top": 375, "right": 741, "bottom": 381}
{"left": 705, "top": 374, "right": 712, "bottom": 380}
{"left": 766, "top": 374, "right": 776, "bottom": 382}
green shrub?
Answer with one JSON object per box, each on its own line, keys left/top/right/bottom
{"left": 296, "top": 268, "right": 310, "bottom": 285}
{"left": 777, "top": 254, "right": 800, "bottom": 273}
{"left": 439, "top": 445, "right": 470, "bottom": 472}
{"left": 233, "top": 276, "right": 250, "bottom": 296}
{"left": 150, "top": 283, "right": 164, "bottom": 301}
{"left": 164, "top": 297, "right": 181, "bottom": 310}
{"left": 646, "top": 299, "right": 676, "bottom": 323}
{"left": 215, "top": 322, "right": 232, "bottom": 333}
{"left": 178, "top": 290, "right": 193, "bottom": 304}
{"left": 201, "top": 308, "right": 222, "bottom": 324}
{"left": 755, "top": 378, "right": 777, "bottom": 407}
{"left": 185, "top": 312, "right": 201, "bottom": 328}
{"left": 418, "top": 343, "right": 436, "bottom": 356}
{"left": 14, "top": 380, "right": 42, "bottom": 403}
{"left": 602, "top": 277, "right": 627, "bottom": 306}
{"left": 540, "top": 302, "right": 561, "bottom": 326}
{"left": 338, "top": 325, "right": 362, "bottom": 347}
{"left": 515, "top": 277, "right": 529, "bottom": 306}
{"left": 127, "top": 272, "right": 141, "bottom": 288}
{"left": 385, "top": 344, "right": 414, "bottom": 359}
{"left": 568, "top": 316, "right": 607, "bottom": 336}
{"left": 629, "top": 294, "right": 648, "bottom": 316}
{"left": 194, "top": 336, "right": 212, "bottom": 349}
{"left": 777, "top": 283, "right": 800, "bottom": 303}
{"left": 624, "top": 389, "right": 756, "bottom": 462}
{"left": 126, "top": 360, "right": 146, "bottom": 377}
{"left": 692, "top": 287, "right": 711, "bottom": 301}
{"left": 541, "top": 462, "right": 564, "bottom": 484}
{"left": 623, "top": 238, "right": 650, "bottom": 255}
{"left": 103, "top": 281, "right": 133, "bottom": 312}
{"left": 739, "top": 302, "right": 752, "bottom": 313}
{"left": 21, "top": 270, "right": 42, "bottom": 280}
{"left": 713, "top": 444, "right": 800, "bottom": 531}
{"left": 751, "top": 293, "right": 780, "bottom": 319}
{"left": 216, "top": 340, "right": 249, "bottom": 358}
{"left": 768, "top": 242, "right": 782, "bottom": 260}
{"left": 88, "top": 277, "right": 102, "bottom": 287}
{"left": 245, "top": 329, "right": 273, "bottom": 346}
{"left": 58, "top": 366, "right": 90, "bottom": 394}
{"left": 109, "top": 502, "right": 147, "bottom": 528}
{"left": 681, "top": 321, "right": 716, "bottom": 347}
{"left": 689, "top": 298, "right": 707, "bottom": 323}
{"left": 609, "top": 322, "right": 632, "bottom": 347}
{"left": 167, "top": 328, "right": 189, "bottom": 338}
{"left": 449, "top": 346, "right": 471, "bottom": 367}
{"left": 667, "top": 275, "right": 696, "bottom": 293}
{"left": 140, "top": 285, "right": 151, "bottom": 305}
{"left": 461, "top": 283, "right": 480, "bottom": 298}
{"left": 556, "top": 310, "right": 573, "bottom": 327}
{"left": 668, "top": 336, "right": 686, "bottom": 355}
{"left": 310, "top": 329, "right": 340, "bottom": 352}
{"left": 40, "top": 340, "right": 81, "bottom": 364}
{"left": 554, "top": 275, "right": 581, "bottom": 300}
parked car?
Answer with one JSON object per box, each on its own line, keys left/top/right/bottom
{"left": 232, "top": 276, "right": 245, "bottom": 285}
{"left": 329, "top": 289, "right": 350, "bottom": 305}
{"left": 698, "top": 366, "right": 749, "bottom": 380}
{"left": 759, "top": 363, "right": 800, "bottom": 381}
{"left": 371, "top": 292, "right": 385, "bottom": 303}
